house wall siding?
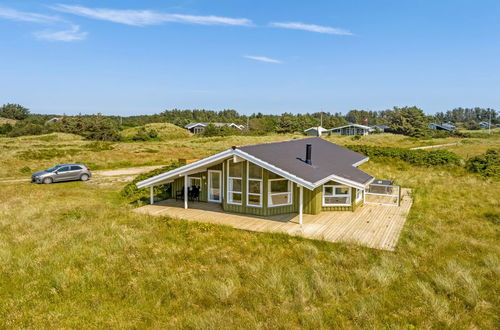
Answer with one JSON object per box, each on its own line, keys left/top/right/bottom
{"left": 171, "top": 163, "right": 223, "bottom": 203}
{"left": 222, "top": 160, "right": 299, "bottom": 216}
{"left": 171, "top": 161, "right": 363, "bottom": 216}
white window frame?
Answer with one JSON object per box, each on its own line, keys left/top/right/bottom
{"left": 356, "top": 188, "right": 363, "bottom": 202}
{"left": 246, "top": 162, "right": 263, "bottom": 208}
{"left": 268, "top": 178, "right": 293, "bottom": 207}
{"left": 227, "top": 160, "right": 243, "bottom": 205}
{"left": 323, "top": 185, "right": 351, "bottom": 206}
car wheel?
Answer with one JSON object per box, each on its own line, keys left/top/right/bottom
{"left": 80, "top": 174, "right": 89, "bottom": 181}
{"left": 43, "top": 177, "right": 53, "bottom": 184}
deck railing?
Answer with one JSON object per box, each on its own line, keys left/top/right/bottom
{"left": 365, "top": 183, "right": 401, "bottom": 206}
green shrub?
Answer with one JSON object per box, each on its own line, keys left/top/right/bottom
{"left": 19, "top": 166, "right": 32, "bottom": 173}
{"left": 130, "top": 127, "right": 159, "bottom": 141}
{"left": 0, "top": 123, "right": 13, "bottom": 134}
{"left": 0, "top": 103, "right": 30, "bottom": 120}
{"left": 7, "top": 122, "right": 50, "bottom": 137}
{"left": 121, "top": 162, "right": 182, "bottom": 204}
{"left": 347, "top": 145, "right": 463, "bottom": 167}
{"left": 132, "top": 127, "right": 149, "bottom": 141}
{"left": 148, "top": 128, "right": 158, "bottom": 139}
{"left": 465, "top": 149, "right": 499, "bottom": 179}
{"left": 53, "top": 115, "right": 121, "bottom": 141}
{"left": 429, "top": 129, "right": 467, "bottom": 138}
{"left": 202, "top": 124, "right": 240, "bottom": 137}
{"left": 85, "top": 141, "right": 115, "bottom": 152}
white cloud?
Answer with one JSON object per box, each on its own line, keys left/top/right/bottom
{"left": 34, "top": 25, "right": 87, "bottom": 42}
{"left": 52, "top": 4, "right": 253, "bottom": 27}
{"left": 0, "top": 6, "right": 61, "bottom": 23}
{"left": 0, "top": 6, "right": 87, "bottom": 42}
{"left": 270, "top": 22, "right": 352, "bottom": 35}
{"left": 244, "top": 55, "right": 282, "bottom": 64}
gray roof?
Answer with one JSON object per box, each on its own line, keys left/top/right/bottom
{"left": 429, "top": 123, "right": 455, "bottom": 131}
{"left": 238, "top": 138, "right": 373, "bottom": 185}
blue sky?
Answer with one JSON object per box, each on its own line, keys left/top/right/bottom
{"left": 0, "top": 0, "right": 499, "bottom": 115}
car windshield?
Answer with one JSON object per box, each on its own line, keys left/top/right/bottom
{"left": 45, "top": 165, "right": 62, "bottom": 172}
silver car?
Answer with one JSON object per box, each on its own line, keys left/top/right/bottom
{"left": 31, "top": 164, "right": 92, "bottom": 184}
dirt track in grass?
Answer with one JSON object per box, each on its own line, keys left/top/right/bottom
{"left": 0, "top": 165, "right": 164, "bottom": 184}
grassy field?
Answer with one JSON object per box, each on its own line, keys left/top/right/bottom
{"left": 0, "top": 132, "right": 499, "bottom": 328}
{"left": 1, "top": 130, "right": 499, "bottom": 179}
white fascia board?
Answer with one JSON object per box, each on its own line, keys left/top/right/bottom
{"left": 232, "top": 149, "right": 316, "bottom": 190}
{"left": 185, "top": 123, "right": 198, "bottom": 129}
{"left": 328, "top": 124, "right": 372, "bottom": 131}
{"left": 136, "top": 149, "right": 233, "bottom": 188}
{"left": 312, "top": 172, "right": 368, "bottom": 190}
{"left": 364, "top": 177, "right": 375, "bottom": 187}
{"left": 352, "top": 157, "right": 369, "bottom": 167}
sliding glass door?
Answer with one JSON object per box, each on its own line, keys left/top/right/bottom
{"left": 208, "top": 170, "right": 222, "bottom": 203}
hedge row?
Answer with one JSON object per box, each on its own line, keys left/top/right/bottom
{"left": 346, "top": 145, "right": 463, "bottom": 166}
{"left": 121, "top": 162, "right": 182, "bottom": 204}
{"left": 465, "top": 149, "right": 499, "bottom": 179}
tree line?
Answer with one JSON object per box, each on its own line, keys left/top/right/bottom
{"left": 0, "top": 103, "right": 497, "bottom": 141}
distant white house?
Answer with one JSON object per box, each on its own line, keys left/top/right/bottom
{"left": 184, "top": 122, "right": 245, "bottom": 134}
{"left": 328, "top": 123, "right": 374, "bottom": 136}
{"left": 304, "top": 126, "right": 329, "bottom": 137}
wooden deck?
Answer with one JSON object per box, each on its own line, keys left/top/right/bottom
{"left": 134, "top": 188, "right": 413, "bottom": 251}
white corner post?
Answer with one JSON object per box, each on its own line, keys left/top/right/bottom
{"left": 184, "top": 175, "right": 188, "bottom": 209}
{"left": 150, "top": 186, "right": 154, "bottom": 205}
{"left": 299, "top": 185, "right": 303, "bottom": 225}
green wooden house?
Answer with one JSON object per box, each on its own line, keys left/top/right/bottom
{"left": 137, "top": 138, "right": 375, "bottom": 224}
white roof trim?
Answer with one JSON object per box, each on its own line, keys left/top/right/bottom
{"left": 328, "top": 123, "right": 373, "bottom": 131}
{"left": 136, "top": 149, "right": 233, "bottom": 188}
{"left": 352, "top": 157, "right": 369, "bottom": 167}
{"left": 313, "top": 171, "right": 371, "bottom": 190}
{"left": 304, "top": 126, "right": 325, "bottom": 132}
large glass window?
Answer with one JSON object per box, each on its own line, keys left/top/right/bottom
{"left": 323, "top": 185, "right": 351, "bottom": 206}
{"left": 188, "top": 177, "right": 201, "bottom": 189}
{"left": 247, "top": 162, "right": 262, "bottom": 207}
{"left": 268, "top": 175, "right": 292, "bottom": 207}
{"left": 228, "top": 160, "right": 243, "bottom": 205}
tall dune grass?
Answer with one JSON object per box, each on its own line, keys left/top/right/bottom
{"left": 120, "top": 123, "right": 191, "bottom": 141}
{"left": 0, "top": 154, "right": 498, "bottom": 327}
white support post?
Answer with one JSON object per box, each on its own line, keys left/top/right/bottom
{"left": 299, "top": 185, "right": 303, "bottom": 225}
{"left": 184, "top": 175, "right": 188, "bottom": 209}
{"left": 150, "top": 186, "right": 154, "bottom": 205}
